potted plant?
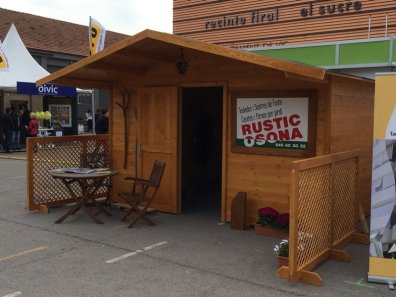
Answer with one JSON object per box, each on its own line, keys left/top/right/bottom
{"left": 254, "top": 207, "right": 289, "bottom": 238}
{"left": 274, "top": 239, "right": 289, "bottom": 267}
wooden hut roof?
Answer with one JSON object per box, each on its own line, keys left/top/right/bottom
{"left": 37, "top": 29, "right": 327, "bottom": 88}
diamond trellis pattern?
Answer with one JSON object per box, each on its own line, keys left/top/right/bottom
{"left": 297, "top": 165, "right": 332, "bottom": 268}
{"left": 27, "top": 135, "right": 110, "bottom": 210}
{"left": 289, "top": 150, "right": 359, "bottom": 281}
{"left": 332, "top": 159, "right": 358, "bottom": 245}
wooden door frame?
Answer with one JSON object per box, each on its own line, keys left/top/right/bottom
{"left": 179, "top": 83, "right": 228, "bottom": 221}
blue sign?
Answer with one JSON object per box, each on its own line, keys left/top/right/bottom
{"left": 17, "top": 82, "right": 77, "bottom": 97}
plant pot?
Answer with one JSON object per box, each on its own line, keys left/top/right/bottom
{"left": 277, "top": 256, "right": 289, "bottom": 268}
{"left": 254, "top": 224, "right": 288, "bottom": 239}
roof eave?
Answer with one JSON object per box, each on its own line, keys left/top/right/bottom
{"left": 37, "top": 29, "right": 327, "bottom": 87}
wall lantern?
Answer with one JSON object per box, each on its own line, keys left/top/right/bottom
{"left": 175, "top": 48, "right": 188, "bottom": 74}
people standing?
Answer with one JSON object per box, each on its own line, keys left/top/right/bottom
{"left": 86, "top": 109, "right": 93, "bottom": 132}
{"left": 1, "top": 108, "right": 13, "bottom": 153}
{"left": 11, "top": 109, "right": 22, "bottom": 151}
{"left": 21, "top": 105, "right": 31, "bottom": 146}
{"left": 26, "top": 113, "right": 39, "bottom": 137}
{"left": 95, "top": 109, "right": 109, "bottom": 134}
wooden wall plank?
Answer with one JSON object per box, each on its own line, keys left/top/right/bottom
{"left": 107, "top": 58, "right": 373, "bottom": 225}
{"left": 329, "top": 76, "right": 374, "bottom": 215}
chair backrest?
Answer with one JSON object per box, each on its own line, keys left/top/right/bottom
{"left": 80, "top": 152, "right": 109, "bottom": 168}
{"left": 148, "top": 160, "right": 166, "bottom": 189}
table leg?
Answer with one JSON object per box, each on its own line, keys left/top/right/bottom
{"left": 55, "top": 202, "right": 83, "bottom": 224}
{"left": 55, "top": 178, "right": 106, "bottom": 224}
{"left": 85, "top": 179, "right": 112, "bottom": 217}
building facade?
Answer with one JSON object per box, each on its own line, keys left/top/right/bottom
{"left": 173, "top": 0, "right": 396, "bottom": 78}
{"left": 0, "top": 7, "right": 127, "bottom": 134}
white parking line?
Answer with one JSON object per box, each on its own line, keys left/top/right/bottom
{"left": 8, "top": 176, "right": 26, "bottom": 179}
{"left": 3, "top": 291, "right": 22, "bottom": 297}
{"left": 106, "top": 241, "right": 167, "bottom": 264}
{"left": 0, "top": 246, "right": 48, "bottom": 262}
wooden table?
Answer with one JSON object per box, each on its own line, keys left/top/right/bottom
{"left": 49, "top": 168, "right": 118, "bottom": 224}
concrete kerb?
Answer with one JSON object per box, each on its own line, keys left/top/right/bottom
{"left": 0, "top": 150, "right": 27, "bottom": 160}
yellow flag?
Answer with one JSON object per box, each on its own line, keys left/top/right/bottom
{"left": 0, "top": 42, "right": 9, "bottom": 70}
{"left": 89, "top": 17, "right": 106, "bottom": 55}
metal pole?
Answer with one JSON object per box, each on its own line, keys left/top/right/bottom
{"left": 385, "top": 13, "right": 388, "bottom": 37}
{"left": 92, "top": 89, "right": 95, "bottom": 134}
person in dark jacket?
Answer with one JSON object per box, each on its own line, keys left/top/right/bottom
{"left": 1, "top": 108, "right": 13, "bottom": 153}
{"left": 11, "top": 109, "right": 22, "bottom": 150}
{"left": 95, "top": 109, "right": 109, "bottom": 134}
{"left": 21, "top": 105, "right": 31, "bottom": 146}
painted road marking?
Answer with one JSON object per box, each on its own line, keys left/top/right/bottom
{"left": 0, "top": 246, "right": 48, "bottom": 262}
{"left": 344, "top": 278, "right": 376, "bottom": 288}
{"left": 9, "top": 176, "right": 26, "bottom": 179}
{"left": 106, "top": 241, "right": 167, "bottom": 264}
{"left": 3, "top": 291, "right": 22, "bottom": 297}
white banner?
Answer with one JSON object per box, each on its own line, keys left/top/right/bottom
{"left": 369, "top": 74, "right": 396, "bottom": 286}
{"left": 89, "top": 17, "right": 106, "bottom": 55}
{"left": 0, "top": 41, "right": 9, "bottom": 71}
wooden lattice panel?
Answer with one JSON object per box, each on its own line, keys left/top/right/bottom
{"left": 287, "top": 150, "right": 360, "bottom": 284}
{"left": 332, "top": 158, "right": 359, "bottom": 245}
{"left": 297, "top": 165, "right": 332, "bottom": 269}
{"left": 27, "top": 135, "right": 110, "bottom": 210}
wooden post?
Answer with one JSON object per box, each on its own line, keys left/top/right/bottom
{"left": 231, "top": 192, "right": 247, "bottom": 230}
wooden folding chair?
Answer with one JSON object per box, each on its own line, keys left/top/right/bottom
{"left": 80, "top": 152, "right": 112, "bottom": 208}
{"left": 118, "top": 160, "right": 166, "bottom": 228}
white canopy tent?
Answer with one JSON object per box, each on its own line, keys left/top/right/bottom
{"left": 0, "top": 23, "right": 49, "bottom": 90}
{"left": 0, "top": 24, "right": 92, "bottom": 132}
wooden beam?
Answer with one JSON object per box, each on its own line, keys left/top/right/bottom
{"left": 352, "top": 232, "right": 370, "bottom": 245}
{"left": 299, "top": 270, "right": 323, "bottom": 287}
{"left": 284, "top": 72, "right": 329, "bottom": 83}
{"left": 115, "top": 50, "right": 174, "bottom": 63}
{"left": 42, "top": 77, "right": 112, "bottom": 89}
{"left": 38, "top": 204, "right": 49, "bottom": 214}
{"left": 330, "top": 248, "right": 350, "bottom": 262}
{"left": 87, "top": 62, "right": 148, "bottom": 76}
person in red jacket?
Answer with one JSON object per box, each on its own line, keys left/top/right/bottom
{"left": 26, "top": 113, "right": 39, "bottom": 137}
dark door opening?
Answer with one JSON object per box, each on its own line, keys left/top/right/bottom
{"left": 181, "top": 87, "right": 223, "bottom": 216}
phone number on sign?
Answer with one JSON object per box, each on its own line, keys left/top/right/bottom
{"left": 275, "top": 143, "right": 307, "bottom": 149}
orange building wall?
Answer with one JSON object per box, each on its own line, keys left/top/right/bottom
{"left": 173, "top": 0, "right": 396, "bottom": 49}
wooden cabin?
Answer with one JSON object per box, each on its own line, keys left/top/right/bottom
{"left": 37, "top": 30, "right": 374, "bottom": 224}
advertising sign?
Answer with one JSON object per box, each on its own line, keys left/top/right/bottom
{"left": 232, "top": 92, "right": 315, "bottom": 157}
{"left": 49, "top": 104, "right": 72, "bottom": 127}
{"left": 17, "top": 82, "right": 77, "bottom": 97}
{"left": 369, "top": 73, "right": 396, "bottom": 287}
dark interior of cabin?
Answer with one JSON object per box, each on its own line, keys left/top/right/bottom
{"left": 181, "top": 87, "right": 223, "bottom": 216}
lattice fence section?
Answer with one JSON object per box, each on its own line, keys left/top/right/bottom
{"left": 27, "top": 135, "right": 109, "bottom": 211}
{"left": 332, "top": 157, "right": 359, "bottom": 246}
{"left": 288, "top": 149, "right": 359, "bottom": 283}
{"left": 297, "top": 164, "right": 332, "bottom": 269}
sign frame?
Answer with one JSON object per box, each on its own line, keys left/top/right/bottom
{"left": 231, "top": 90, "right": 316, "bottom": 157}
{"left": 49, "top": 104, "right": 72, "bottom": 128}
{"left": 17, "top": 82, "right": 77, "bottom": 97}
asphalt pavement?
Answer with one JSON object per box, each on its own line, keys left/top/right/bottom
{"left": 0, "top": 154, "right": 393, "bottom": 297}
